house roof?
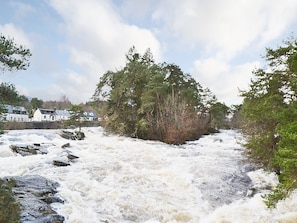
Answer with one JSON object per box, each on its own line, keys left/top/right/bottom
{"left": 3, "top": 105, "right": 28, "bottom": 114}
{"left": 38, "top": 108, "right": 55, "bottom": 115}
{"left": 55, "top": 110, "right": 70, "bottom": 117}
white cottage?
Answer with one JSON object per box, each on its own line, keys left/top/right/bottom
{"left": 55, "top": 109, "right": 71, "bottom": 121}
{"left": 1, "top": 105, "right": 30, "bottom": 122}
{"left": 33, "top": 108, "right": 56, "bottom": 122}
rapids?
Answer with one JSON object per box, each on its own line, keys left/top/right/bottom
{"left": 1, "top": 127, "right": 297, "bottom": 223}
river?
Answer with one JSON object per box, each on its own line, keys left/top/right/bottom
{"left": 1, "top": 127, "right": 297, "bottom": 223}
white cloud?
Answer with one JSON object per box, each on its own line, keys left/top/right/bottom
{"left": 45, "top": 0, "right": 161, "bottom": 103}
{"left": 151, "top": 0, "right": 297, "bottom": 105}
{"left": 193, "top": 57, "right": 259, "bottom": 105}
{"left": 154, "top": 0, "right": 297, "bottom": 59}
{"left": 9, "top": 1, "right": 35, "bottom": 18}
{"left": 48, "top": 0, "right": 162, "bottom": 63}
{"left": 0, "top": 23, "right": 32, "bottom": 48}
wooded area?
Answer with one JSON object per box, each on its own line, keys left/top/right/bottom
{"left": 93, "top": 47, "right": 226, "bottom": 144}
{"left": 240, "top": 37, "right": 297, "bottom": 207}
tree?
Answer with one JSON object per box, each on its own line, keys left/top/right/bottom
{"left": 0, "top": 82, "right": 20, "bottom": 105}
{"left": 0, "top": 34, "right": 32, "bottom": 130}
{"left": 93, "top": 47, "right": 212, "bottom": 143}
{"left": 67, "top": 105, "right": 85, "bottom": 132}
{"left": 0, "top": 35, "right": 31, "bottom": 72}
{"left": 209, "top": 102, "right": 230, "bottom": 129}
{"left": 94, "top": 47, "right": 155, "bottom": 136}
{"left": 30, "top": 98, "right": 43, "bottom": 109}
{"left": 241, "top": 37, "right": 297, "bottom": 207}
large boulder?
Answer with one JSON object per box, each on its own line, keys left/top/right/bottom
{"left": 4, "top": 175, "right": 65, "bottom": 223}
{"left": 10, "top": 144, "right": 49, "bottom": 156}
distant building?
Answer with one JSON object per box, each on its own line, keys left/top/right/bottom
{"left": 55, "top": 109, "right": 71, "bottom": 121}
{"left": 32, "top": 108, "right": 97, "bottom": 122}
{"left": 33, "top": 108, "right": 56, "bottom": 122}
{"left": 83, "top": 111, "right": 97, "bottom": 121}
{"left": 33, "top": 108, "right": 72, "bottom": 122}
{"left": 1, "top": 105, "right": 30, "bottom": 122}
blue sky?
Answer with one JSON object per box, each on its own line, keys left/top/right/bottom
{"left": 1, "top": 0, "right": 297, "bottom": 105}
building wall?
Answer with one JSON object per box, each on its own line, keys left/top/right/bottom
{"left": 1, "top": 105, "right": 30, "bottom": 122}
{"left": 33, "top": 109, "right": 56, "bottom": 122}
{"left": 5, "top": 113, "right": 31, "bottom": 122}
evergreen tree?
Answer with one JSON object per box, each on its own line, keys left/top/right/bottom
{"left": 93, "top": 47, "right": 212, "bottom": 143}
{"left": 241, "top": 37, "right": 297, "bottom": 207}
{"left": 209, "top": 102, "right": 230, "bottom": 129}
{"left": 67, "top": 105, "right": 85, "bottom": 132}
{"left": 0, "top": 34, "right": 31, "bottom": 131}
{"left": 0, "top": 82, "right": 20, "bottom": 105}
{"left": 0, "top": 35, "right": 31, "bottom": 72}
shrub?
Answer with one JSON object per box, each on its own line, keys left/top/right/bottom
{"left": 0, "top": 179, "right": 20, "bottom": 223}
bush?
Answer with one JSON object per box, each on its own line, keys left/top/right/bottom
{"left": 0, "top": 179, "right": 20, "bottom": 223}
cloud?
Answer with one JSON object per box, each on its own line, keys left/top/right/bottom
{"left": 48, "top": 0, "right": 162, "bottom": 65}
{"left": 193, "top": 57, "right": 259, "bottom": 105}
{"left": 44, "top": 0, "right": 161, "bottom": 103}
{"left": 150, "top": 0, "right": 297, "bottom": 105}
{"left": 9, "top": 1, "right": 35, "bottom": 18}
{"left": 153, "top": 0, "right": 297, "bottom": 59}
{"left": 0, "top": 23, "right": 32, "bottom": 48}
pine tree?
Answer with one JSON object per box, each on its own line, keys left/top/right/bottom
{"left": 0, "top": 35, "right": 31, "bottom": 72}
{"left": 241, "top": 37, "right": 297, "bottom": 206}
{"left": 93, "top": 47, "right": 212, "bottom": 143}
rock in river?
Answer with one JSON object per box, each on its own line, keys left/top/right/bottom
{"left": 4, "top": 175, "right": 65, "bottom": 223}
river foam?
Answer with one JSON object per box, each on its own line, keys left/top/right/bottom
{"left": 1, "top": 127, "right": 297, "bottom": 222}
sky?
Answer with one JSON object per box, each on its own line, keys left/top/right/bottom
{"left": 1, "top": 0, "right": 297, "bottom": 106}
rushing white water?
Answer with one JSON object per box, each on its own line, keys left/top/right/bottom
{"left": 1, "top": 127, "right": 297, "bottom": 223}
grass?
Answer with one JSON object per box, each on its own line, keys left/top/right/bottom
{"left": 0, "top": 178, "right": 20, "bottom": 223}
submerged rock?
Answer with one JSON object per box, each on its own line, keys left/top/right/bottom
{"left": 59, "top": 130, "right": 85, "bottom": 140}
{"left": 59, "top": 130, "right": 76, "bottom": 140}
{"left": 67, "top": 153, "right": 79, "bottom": 161}
{"left": 61, "top": 142, "right": 70, "bottom": 148}
{"left": 10, "top": 144, "right": 50, "bottom": 156}
{"left": 53, "top": 159, "right": 70, "bottom": 167}
{"left": 10, "top": 145, "right": 38, "bottom": 156}
{"left": 4, "top": 175, "right": 64, "bottom": 223}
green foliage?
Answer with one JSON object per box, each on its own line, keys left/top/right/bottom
{"left": 241, "top": 37, "right": 297, "bottom": 206}
{"left": 209, "top": 102, "right": 230, "bottom": 129}
{"left": 0, "top": 34, "right": 31, "bottom": 133}
{"left": 93, "top": 47, "right": 214, "bottom": 143}
{"left": 0, "top": 179, "right": 20, "bottom": 223}
{"left": 30, "top": 97, "right": 44, "bottom": 109}
{"left": 0, "top": 34, "right": 31, "bottom": 72}
{"left": 0, "top": 82, "right": 21, "bottom": 105}
{"left": 65, "top": 105, "right": 85, "bottom": 131}
{"left": 262, "top": 183, "right": 291, "bottom": 208}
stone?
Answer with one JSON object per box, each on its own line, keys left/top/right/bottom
{"left": 4, "top": 175, "right": 65, "bottom": 223}
{"left": 67, "top": 153, "right": 79, "bottom": 161}
{"left": 10, "top": 145, "right": 38, "bottom": 156}
{"left": 75, "top": 131, "right": 85, "bottom": 140}
{"left": 59, "top": 130, "right": 85, "bottom": 140}
{"left": 61, "top": 142, "right": 70, "bottom": 148}
{"left": 10, "top": 144, "right": 49, "bottom": 156}
{"left": 59, "top": 130, "right": 76, "bottom": 140}
{"left": 53, "top": 159, "right": 70, "bottom": 167}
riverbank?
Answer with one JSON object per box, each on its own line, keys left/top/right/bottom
{"left": 1, "top": 121, "right": 100, "bottom": 130}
